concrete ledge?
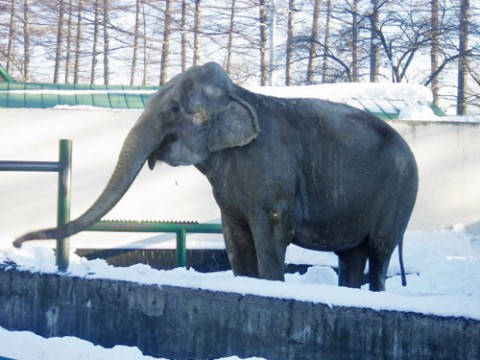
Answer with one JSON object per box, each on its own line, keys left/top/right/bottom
{"left": 1, "top": 268, "right": 479, "bottom": 359}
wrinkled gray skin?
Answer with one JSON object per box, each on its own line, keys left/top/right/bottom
{"left": 15, "top": 62, "right": 418, "bottom": 291}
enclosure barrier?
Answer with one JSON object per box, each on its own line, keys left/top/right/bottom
{"left": 0, "top": 139, "right": 72, "bottom": 272}
{"left": 87, "top": 220, "right": 223, "bottom": 267}
{"left": 1, "top": 139, "right": 222, "bottom": 271}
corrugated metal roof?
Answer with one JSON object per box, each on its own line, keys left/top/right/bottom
{"left": 0, "top": 82, "right": 158, "bottom": 110}
{"left": 0, "top": 81, "right": 445, "bottom": 119}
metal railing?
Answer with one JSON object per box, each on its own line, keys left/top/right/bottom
{"left": 0, "top": 139, "right": 72, "bottom": 271}
{"left": 88, "top": 220, "right": 223, "bottom": 268}
{"left": 1, "top": 139, "right": 223, "bottom": 271}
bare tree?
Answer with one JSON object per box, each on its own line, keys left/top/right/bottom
{"left": 160, "top": 0, "right": 173, "bottom": 85}
{"left": 6, "top": 0, "right": 17, "bottom": 75}
{"left": 53, "top": 0, "right": 66, "bottom": 83}
{"left": 102, "top": 0, "right": 110, "bottom": 85}
{"left": 181, "top": 0, "right": 188, "bottom": 71}
{"left": 306, "top": 0, "right": 321, "bottom": 84}
{"left": 73, "top": 0, "right": 83, "bottom": 84}
{"left": 64, "top": 0, "right": 73, "bottom": 83}
{"left": 130, "top": 0, "right": 141, "bottom": 85}
{"left": 193, "top": 0, "right": 201, "bottom": 65}
{"left": 259, "top": 0, "right": 268, "bottom": 85}
{"left": 430, "top": 0, "right": 439, "bottom": 104}
{"left": 457, "top": 0, "right": 469, "bottom": 115}
{"left": 23, "top": 0, "right": 30, "bottom": 81}
{"left": 225, "top": 0, "right": 236, "bottom": 74}
{"left": 285, "top": 0, "right": 295, "bottom": 85}
{"left": 350, "top": 0, "right": 359, "bottom": 82}
{"left": 369, "top": 0, "right": 380, "bottom": 82}
{"left": 90, "top": 0, "right": 100, "bottom": 85}
{"left": 322, "top": 0, "right": 332, "bottom": 83}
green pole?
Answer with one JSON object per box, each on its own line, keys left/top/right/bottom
{"left": 176, "top": 229, "right": 187, "bottom": 268}
{"left": 56, "top": 139, "right": 72, "bottom": 272}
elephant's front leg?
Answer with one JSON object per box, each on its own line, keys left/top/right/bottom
{"left": 248, "top": 208, "right": 295, "bottom": 281}
{"left": 222, "top": 213, "right": 259, "bottom": 278}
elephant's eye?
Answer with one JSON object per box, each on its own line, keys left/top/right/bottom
{"left": 170, "top": 102, "right": 180, "bottom": 113}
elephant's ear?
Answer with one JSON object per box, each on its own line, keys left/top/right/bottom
{"left": 208, "top": 93, "right": 260, "bottom": 152}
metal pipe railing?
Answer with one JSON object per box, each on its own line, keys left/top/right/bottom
{"left": 88, "top": 220, "right": 223, "bottom": 267}
{"left": 0, "top": 139, "right": 73, "bottom": 272}
{"left": 1, "top": 139, "right": 223, "bottom": 270}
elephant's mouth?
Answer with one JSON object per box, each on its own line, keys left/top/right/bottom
{"left": 147, "top": 133, "right": 178, "bottom": 170}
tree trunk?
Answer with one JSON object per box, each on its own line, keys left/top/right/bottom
{"left": 74, "top": 0, "right": 83, "bottom": 84}
{"left": 430, "top": 0, "right": 439, "bottom": 105}
{"left": 141, "top": 0, "right": 147, "bottom": 85}
{"left": 193, "top": 0, "right": 201, "bottom": 66}
{"left": 131, "top": 0, "right": 141, "bottom": 85}
{"left": 90, "top": 0, "right": 100, "bottom": 85}
{"left": 103, "top": 0, "right": 110, "bottom": 85}
{"left": 225, "top": 0, "right": 236, "bottom": 74}
{"left": 64, "top": 0, "right": 73, "bottom": 83}
{"left": 23, "top": 0, "right": 30, "bottom": 81}
{"left": 160, "top": 0, "right": 173, "bottom": 85}
{"left": 181, "top": 0, "right": 187, "bottom": 71}
{"left": 306, "top": 0, "right": 321, "bottom": 84}
{"left": 7, "top": 0, "right": 17, "bottom": 75}
{"left": 259, "top": 0, "right": 268, "bottom": 85}
{"left": 369, "top": 0, "right": 379, "bottom": 82}
{"left": 285, "top": 0, "right": 295, "bottom": 85}
{"left": 351, "top": 0, "right": 359, "bottom": 82}
{"left": 54, "top": 0, "right": 65, "bottom": 83}
{"left": 456, "top": 0, "right": 469, "bottom": 115}
{"left": 322, "top": 0, "right": 331, "bottom": 83}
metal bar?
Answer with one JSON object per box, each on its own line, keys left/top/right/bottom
{"left": 88, "top": 221, "right": 223, "bottom": 234}
{"left": 56, "top": 139, "right": 73, "bottom": 272}
{"left": 176, "top": 229, "right": 187, "bottom": 268}
{"left": 0, "top": 161, "right": 60, "bottom": 172}
{"left": 0, "top": 140, "right": 74, "bottom": 272}
{"left": 88, "top": 220, "right": 223, "bottom": 269}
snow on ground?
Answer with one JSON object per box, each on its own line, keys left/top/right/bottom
{"left": 1, "top": 225, "right": 479, "bottom": 358}
{"left": 0, "top": 326, "right": 262, "bottom": 360}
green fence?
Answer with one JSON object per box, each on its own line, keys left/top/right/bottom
{"left": 0, "top": 139, "right": 72, "bottom": 271}
{"left": 88, "top": 220, "right": 223, "bottom": 268}
{"left": 1, "top": 140, "right": 223, "bottom": 271}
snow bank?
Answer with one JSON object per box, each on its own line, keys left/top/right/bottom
{"left": 249, "top": 82, "right": 433, "bottom": 102}
{"left": 1, "top": 225, "right": 479, "bottom": 321}
{"left": 0, "top": 326, "right": 263, "bottom": 360}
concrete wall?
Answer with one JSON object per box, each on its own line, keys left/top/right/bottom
{"left": 1, "top": 109, "right": 479, "bottom": 245}
{"left": 1, "top": 268, "right": 479, "bottom": 359}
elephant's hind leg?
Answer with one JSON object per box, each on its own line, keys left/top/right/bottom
{"left": 336, "top": 245, "right": 368, "bottom": 288}
{"left": 367, "top": 233, "right": 401, "bottom": 291}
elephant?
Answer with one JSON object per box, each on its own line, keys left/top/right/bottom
{"left": 14, "top": 62, "right": 418, "bottom": 291}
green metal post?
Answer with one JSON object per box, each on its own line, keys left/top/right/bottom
{"left": 56, "top": 139, "right": 72, "bottom": 272}
{"left": 176, "top": 229, "right": 187, "bottom": 268}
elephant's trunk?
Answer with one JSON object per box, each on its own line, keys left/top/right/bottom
{"left": 13, "top": 118, "right": 162, "bottom": 247}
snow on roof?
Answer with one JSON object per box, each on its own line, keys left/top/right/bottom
{"left": 250, "top": 82, "right": 445, "bottom": 119}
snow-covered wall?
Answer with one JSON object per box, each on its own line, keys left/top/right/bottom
{"left": 0, "top": 109, "right": 479, "bottom": 249}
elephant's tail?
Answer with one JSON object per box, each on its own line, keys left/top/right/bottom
{"left": 399, "top": 238, "right": 407, "bottom": 286}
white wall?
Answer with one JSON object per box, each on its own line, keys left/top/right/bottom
{"left": 0, "top": 109, "right": 479, "bottom": 251}
{"left": 391, "top": 120, "right": 480, "bottom": 234}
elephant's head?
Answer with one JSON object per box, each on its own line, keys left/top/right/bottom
{"left": 14, "top": 62, "right": 259, "bottom": 246}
